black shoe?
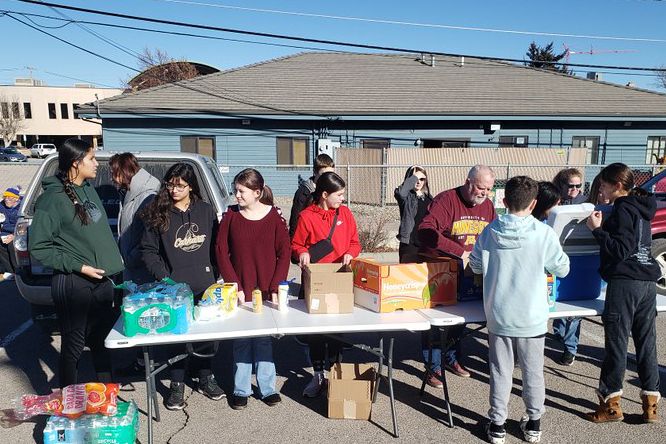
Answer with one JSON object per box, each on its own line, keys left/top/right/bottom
{"left": 231, "top": 395, "right": 248, "bottom": 410}
{"left": 197, "top": 374, "right": 226, "bottom": 401}
{"left": 263, "top": 393, "right": 281, "bottom": 406}
{"left": 165, "top": 382, "right": 186, "bottom": 410}
{"left": 559, "top": 350, "right": 576, "bottom": 366}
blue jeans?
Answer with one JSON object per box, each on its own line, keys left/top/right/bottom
{"left": 421, "top": 325, "right": 464, "bottom": 372}
{"left": 599, "top": 279, "right": 659, "bottom": 397}
{"left": 233, "top": 336, "right": 277, "bottom": 399}
{"left": 552, "top": 317, "right": 582, "bottom": 355}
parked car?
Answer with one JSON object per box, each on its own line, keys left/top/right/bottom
{"left": 0, "top": 146, "right": 28, "bottom": 162}
{"left": 12, "top": 152, "right": 232, "bottom": 331}
{"left": 30, "top": 143, "right": 57, "bottom": 158}
{"left": 641, "top": 169, "right": 666, "bottom": 295}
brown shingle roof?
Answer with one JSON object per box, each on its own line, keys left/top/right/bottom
{"left": 90, "top": 52, "right": 666, "bottom": 118}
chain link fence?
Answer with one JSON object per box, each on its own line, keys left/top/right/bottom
{"left": 0, "top": 163, "right": 41, "bottom": 195}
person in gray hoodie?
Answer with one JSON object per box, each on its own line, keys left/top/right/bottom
{"left": 110, "top": 153, "right": 160, "bottom": 284}
{"left": 470, "top": 176, "right": 570, "bottom": 444}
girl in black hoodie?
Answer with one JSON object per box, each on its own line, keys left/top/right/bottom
{"left": 585, "top": 163, "right": 661, "bottom": 424}
{"left": 141, "top": 163, "right": 224, "bottom": 410}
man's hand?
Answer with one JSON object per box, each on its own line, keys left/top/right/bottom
{"left": 461, "top": 251, "right": 471, "bottom": 268}
{"left": 587, "top": 211, "right": 602, "bottom": 231}
{"left": 299, "top": 252, "right": 311, "bottom": 268}
{"left": 2, "top": 234, "right": 13, "bottom": 244}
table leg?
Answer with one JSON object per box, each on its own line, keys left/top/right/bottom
{"left": 372, "top": 336, "right": 384, "bottom": 403}
{"left": 419, "top": 327, "right": 434, "bottom": 396}
{"left": 143, "top": 346, "right": 154, "bottom": 444}
{"left": 148, "top": 347, "right": 161, "bottom": 423}
{"left": 439, "top": 327, "right": 454, "bottom": 428}
{"left": 387, "top": 336, "right": 399, "bottom": 438}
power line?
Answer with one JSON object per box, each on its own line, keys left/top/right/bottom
{"left": 5, "top": 12, "right": 331, "bottom": 117}
{"left": 12, "top": 0, "right": 666, "bottom": 72}
{"left": 143, "top": 0, "right": 666, "bottom": 44}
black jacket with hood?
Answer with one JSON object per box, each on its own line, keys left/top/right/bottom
{"left": 394, "top": 172, "right": 432, "bottom": 244}
{"left": 289, "top": 176, "right": 315, "bottom": 238}
{"left": 140, "top": 199, "right": 217, "bottom": 296}
{"left": 592, "top": 193, "right": 661, "bottom": 282}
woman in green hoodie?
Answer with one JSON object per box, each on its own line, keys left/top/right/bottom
{"left": 29, "top": 138, "right": 124, "bottom": 388}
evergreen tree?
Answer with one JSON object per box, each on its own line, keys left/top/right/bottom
{"left": 525, "top": 41, "right": 570, "bottom": 73}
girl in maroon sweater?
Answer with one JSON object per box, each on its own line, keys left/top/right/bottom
{"left": 216, "top": 169, "right": 291, "bottom": 410}
{"left": 291, "top": 172, "right": 361, "bottom": 398}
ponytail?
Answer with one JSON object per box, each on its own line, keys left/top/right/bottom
{"left": 56, "top": 172, "right": 90, "bottom": 225}
{"left": 260, "top": 185, "right": 274, "bottom": 206}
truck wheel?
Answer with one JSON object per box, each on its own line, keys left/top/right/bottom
{"left": 652, "top": 238, "right": 666, "bottom": 295}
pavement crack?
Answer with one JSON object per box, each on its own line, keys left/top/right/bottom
{"left": 166, "top": 389, "right": 192, "bottom": 444}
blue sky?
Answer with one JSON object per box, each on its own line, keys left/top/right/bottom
{"left": 1, "top": 0, "right": 665, "bottom": 91}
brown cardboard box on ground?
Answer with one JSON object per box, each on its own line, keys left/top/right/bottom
{"left": 328, "top": 363, "right": 376, "bottom": 420}
{"left": 303, "top": 263, "right": 354, "bottom": 314}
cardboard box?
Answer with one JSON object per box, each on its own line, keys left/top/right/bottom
{"left": 422, "top": 256, "right": 482, "bottom": 301}
{"left": 328, "top": 363, "right": 376, "bottom": 420}
{"left": 351, "top": 258, "right": 457, "bottom": 313}
{"left": 303, "top": 263, "right": 354, "bottom": 314}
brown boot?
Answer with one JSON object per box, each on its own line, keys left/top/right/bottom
{"left": 586, "top": 390, "right": 624, "bottom": 423}
{"left": 640, "top": 390, "right": 661, "bottom": 423}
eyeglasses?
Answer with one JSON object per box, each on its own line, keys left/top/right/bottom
{"left": 165, "top": 182, "right": 189, "bottom": 191}
{"left": 566, "top": 184, "right": 582, "bottom": 189}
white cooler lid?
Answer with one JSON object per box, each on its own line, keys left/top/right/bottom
{"left": 547, "top": 203, "right": 605, "bottom": 255}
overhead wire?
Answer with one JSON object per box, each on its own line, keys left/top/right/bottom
{"left": 11, "top": 0, "right": 666, "bottom": 72}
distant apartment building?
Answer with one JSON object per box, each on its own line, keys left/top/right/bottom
{"left": 0, "top": 78, "right": 123, "bottom": 148}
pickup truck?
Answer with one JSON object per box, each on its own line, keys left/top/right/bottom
{"left": 642, "top": 169, "right": 666, "bottom": 295}
{"left": 12, "top": 151, "right": 232, "bottom": 331}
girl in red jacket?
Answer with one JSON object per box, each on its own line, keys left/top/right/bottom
{"left": 291, "top": 172, "right": 361, "bottom": 397}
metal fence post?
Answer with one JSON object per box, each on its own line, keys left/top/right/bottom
{"left": 506, "top": 164, "right": 511, "bottom": 182}
{"left": 347, "top": 162, "right": 353, "bottom": 211}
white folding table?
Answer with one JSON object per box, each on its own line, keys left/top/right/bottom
{"left": 417, "top": 294, "right": 666, "bottom": 428}
{"left": 105, "top": 304, "right": 278, "bottom": 444}
{"left": 106, "top": 301, "right": 431, "bottom": 443}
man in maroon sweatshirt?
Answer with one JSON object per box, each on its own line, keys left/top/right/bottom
{"left": 418, "top": 165, "right": 497, "bottom": 382}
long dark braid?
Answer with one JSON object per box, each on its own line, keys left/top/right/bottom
{"left": 57, "top": 138, "right": 92, "bottom": 225}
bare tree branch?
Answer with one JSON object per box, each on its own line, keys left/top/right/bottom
{"left": 123, "top": 47, "right": 199, "bottom": 91}
{"left": 0, "top": 95, "right": 25, "bottom": 147}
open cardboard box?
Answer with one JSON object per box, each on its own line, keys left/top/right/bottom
{"left": 328, "top": 363, "right": 376, "bottom": 420}
{"left": 302, "top": 263, "right": 354, "bottom": 314}
{"left": 351, "top": 257, "right": 458, "bottom": 313}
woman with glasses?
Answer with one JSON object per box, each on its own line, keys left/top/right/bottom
{"left": 395, "top": 165, "right": 433, "bottom": 263}
{"left": 141, "top": 163, "right": 224, "bottom": 410}
{"left": 551, "top": 168, "right": 588, "bottom": 367}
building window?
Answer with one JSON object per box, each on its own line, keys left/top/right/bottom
{"left": 0, "top": 102, "right": 8, "bottom": 119}
{"left": 499, "top": 136, "right": 529, "bottom": 147}
{"left": 180, "top": 136, "right": 216, "bottom": 160}
{"left": 572, "top": 136, "right": 601, "bottom": 164}
{"left": 48, "top": 103, "right": 57, "bottom": 119}
{"left": 276, "top": 137, "right": 309, "bottom": 166}
{"left": 361, "top": 139, "right": 390, "bottom": 150}
{"left": 11, "top": 102, "right": 20, "bottom": 119}
{"left": 23, "top": 103, "right": 32, "bottom": 119}
{"left": 60, "top": 103, "right": 69, "bottom": 119}
{"left": 647, "top": 136, "right": 666, "bottom": 163}
{"left": 422, "top": 138, "right": 470, "bottom": 148}
{"left": 72, "top": 103, "right": 80, "bottom": 119}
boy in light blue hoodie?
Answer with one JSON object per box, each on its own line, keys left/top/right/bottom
{"left": 470, "top": 176, "right": 569, "bottom": 444}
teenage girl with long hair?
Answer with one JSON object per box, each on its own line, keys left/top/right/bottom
{"left": 216, "top": 168, "right": 290, "bottom": 410}
{"left": 291, "top": 172, "right": 361, "bottom": 397}
{"left": 30, "top": 138, "right": 124, "bottom": 388}
{"left": 141, "top": 163, "right": 224, "bottom": 410}
{"left": 585, "top": 163, "right": 661, "bottom": 423}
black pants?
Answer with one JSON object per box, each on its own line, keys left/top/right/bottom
{"left": 308, "top": 336, "right": 343, "bottom": 372}
{"left": 52, "top": 272, "right": 120, "bottom": 388}
{"left": 599, "top": 278, "right": 659, "bottom": 396}
{"left": 169, "top": 343, "right": 214, "bottom": 383}
{"left": 0, "top": 240, "right": 16, "bottom": 274}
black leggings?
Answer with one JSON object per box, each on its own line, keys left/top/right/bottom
{"left": 52, "top": 272, "right": 120, "bottom": 388}
{"left": 307, "top": 336, "right": 343, "bottom": 372}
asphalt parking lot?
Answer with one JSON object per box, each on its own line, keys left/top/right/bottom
{"left": 2, "top": 268, "right": 666, "bottom": 444}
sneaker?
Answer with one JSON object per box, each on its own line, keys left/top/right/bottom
{"left": 263, "top": 393, "right": 282, "bottom": 406}
{"left": 2, "top": 273, "right": 14, "bottom": 281}
{"left": 165, "top": 382, "right": 186, "bottom": 410}
{"left": 445, "top": 360, "right": 471, "bottom": 378}
{"left": 559, "top": 350, "right": 575, "bottom": 366}
{"left": 485, "top": 422, "right": 506, "bottom": 444}
{"left": 426, "top": 369, "right": 444, "bottom": 388}
{"left": 197, "top": 374, "right": 226, "bottom": 401}
{"left": 231, "top": 395, "right": 248, "bottom": 410}
{"left": 519, "top": 415, "right": 542, "bottom": 443}
{"left": 303, "top": 372, "right": 327, "bottom": 398}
